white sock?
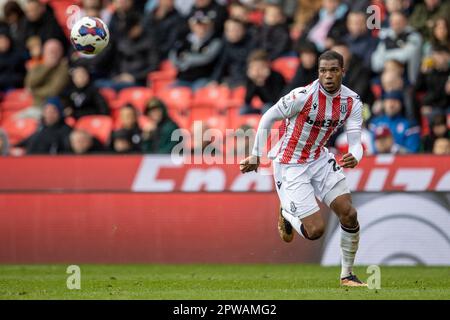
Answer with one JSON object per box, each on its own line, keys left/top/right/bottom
{"left": 340, "top": 224, "right": 360, "bottom": 278}
{"left": 281, "top": 209, "right": 305, "bottom": 238}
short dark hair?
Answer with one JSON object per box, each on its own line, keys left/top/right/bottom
{"left": 226, "top": 18, "right": 245, "bottom": 28}
{"left": 4, "top": 1, "right": 25, "bottom": 19}
{"left": 318, "top": 50, "right": 344, "bottom": 68}
{"left": 247, "top": 49, "right": 269, "bottom": 65}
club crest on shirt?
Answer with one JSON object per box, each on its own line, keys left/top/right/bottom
{"left": 290, "top": 201, "right": 297, "bottom": 213}
{"left": 282, "top": 96, "right": 288, "bottom": 109}
{"left": 340, "top": 103, "right": 347, "bottom": 113}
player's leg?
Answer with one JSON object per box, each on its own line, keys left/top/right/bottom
{"left": 280, "top": 206, "right": 325, "bottom": 241}
{"left": 274, "top": 162, "right": 325, "bottom": 241}
{"left": 312, "top": 152, "right": 366, "bottom": 287}
{"left": 324, "top": 181, "right": 367, "bottom": 287}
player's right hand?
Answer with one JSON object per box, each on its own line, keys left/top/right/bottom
{"left": 240, "top": 155, "right": 260, "bottom": 173}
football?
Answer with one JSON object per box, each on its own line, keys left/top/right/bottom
{"left": 70, "top": 16, "right": 110, "bottom": 55}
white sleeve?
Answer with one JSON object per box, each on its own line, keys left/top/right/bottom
{"left": 346, "top": 98, "right": 364, "bottom": 162}
{"left": 347, "top": 131, "right": 363, "bottom": 163}
{"left": 275, "top": 89, "right": 305, "bottom": 118}
{"left": 251, "top": 106, "right": 285, "bottom": 157}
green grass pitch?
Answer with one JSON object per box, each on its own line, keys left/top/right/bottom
{"left": 0, "top": 264, "right": 449, "bottom": 300}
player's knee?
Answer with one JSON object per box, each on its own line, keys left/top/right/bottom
{"left": 304, "top": 223, "right": 325, "bottom": 241}
{"left": 340, "top": 205, "right": 358, "bottom": 228}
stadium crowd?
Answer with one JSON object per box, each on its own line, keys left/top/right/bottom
{"left": 0, "top": 0, "right": 449, "bottom": 157}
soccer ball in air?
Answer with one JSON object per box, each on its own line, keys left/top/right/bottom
{"left": 70, "top": 17, "right": 110, "bottom": 55}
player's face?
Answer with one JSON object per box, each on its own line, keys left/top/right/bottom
{"left": 318, "top": 59, "right": 344, "bottom": 94}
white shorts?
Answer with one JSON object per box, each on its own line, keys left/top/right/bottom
{"left": 273, "top": 150, "right": 350, "bottom": 220}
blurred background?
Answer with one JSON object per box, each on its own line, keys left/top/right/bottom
{"left": 0, "top": 0, "right": 449, "bottom": 266}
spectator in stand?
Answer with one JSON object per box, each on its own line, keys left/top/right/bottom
{"left": 415, "top": 45, "right": 450, "bottom": 119}
{"left": 299, "top": 0, "right": 349, "bottom": 52}
{"left": 21, "top": 0, "right": 67, "bottom": 51}
{"left": 144, "top": 0, "right": 183, "bottom": 60}
{"left": 369, "top": 90, "right": 421, "bottom": 153}
{"left": 187, "top": 0, "right": 229, "bottom": 37}
{"left": 210, "top": 18, "right": 255, "bottom": 88}
{"left": 111, "top": 104, "right": 142, "bottom": 152}
{"left": 240, "top": 49, "right": 285, "bottom": 114}
{"left": 373, "top": 125, "right": 407, "bottom": 154}
{"left": 25, "top": 36, "right": 42, "bottom": 69}
{"left": 343, "top": 10, "right": 379, "bottom": 69}
{"left": 410, "top": 0, "right": 450, "bottom": 42}
{"left": 372, "top": 59, "right": 416, "bottom": 122}
{"left": 80, "top": 0, "right": 113, "bottom": 25}
{"left": 108, "top": 0, "right": 140, "bottom": 41}
{"left": 3, "top": 0, "right": 27, "bottom": 49}
{"left": 169, "top": 11, "right": 223, "bottom": 91}
{"left": 228, "top": 1, "right": 260, "bottom": 41}
{"left": 110, "top": 128, "right": 141, "bottom": 154}
{"left": 69, "top": 129, "right": 105, "bottom": 154}
{"left": 21, "top": 39, "right": 69, "bottom": 119}
{"left": 0, "top": 23, "right": 26, "bottom": 92}
{"left": 422, "top": 114, "right": 449, "bottom": 153}
{"left": 229, "top": 1, "right": 250, "bottom": 24}
{"left": 284, "top": 40, "right": 318, "bottom": 93}
{"left": 253, "top": 4, "right": 291, "bottom": 61}
{"left": 433, "top": 137, "right": 450, "bottom": 155}
{"left": 291, "top": 0, "right": 322, "bottom": 41}
{"left": 0, "top": 129, "right": 10, "bottom": 156}
{"left": 332, "top": 41, "right": 374, "bottom": 105}
{"left": 97, "top": 12, "right": 159, "bottom": 90}
{"left": 142, "top": 98, "right": 180, "bottom": 154}
{"left": 380, "top": 0, "right": 414, "bottom": 29}
{"left": 264, "top": 0, "right": 299, "bottom": 23}
{"left": 371, "top": 11, "right": 423, "bottom": 85}
{"left": 423, "top": 17, "right": 450, "bottom": 57}
{"left": 16, "top": 97, "right": 72, "bottom": 154}
{"left": 65, "top": 66, "right": 110, "bottom": 120}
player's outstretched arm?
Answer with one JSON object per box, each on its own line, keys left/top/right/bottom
{"left": 240, "top": 106, "right": 285, "bottom": 174}
{"left": 341, "top": 98, "right": 363, "bottom": 169}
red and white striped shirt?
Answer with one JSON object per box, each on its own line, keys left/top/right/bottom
{"left": 262, "top": 79, "right": 363, "bottom": 164}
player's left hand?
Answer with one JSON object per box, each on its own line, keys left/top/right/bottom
{"left": 340, "top": 153, "right": 358, "bottom": 168}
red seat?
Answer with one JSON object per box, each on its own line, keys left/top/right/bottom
{"left": 117, "top": 87, "right": 153, "bottom": 113}
{"left": 148, "top": 70, "right": 177, "bottom": 95}
{"left": 75, "top": 115, "right": 112, "bottom": 145}
{"left": 192, "top": 85, "right": 231, "bottom": 109}
{"left": 371, "top": 84, "right": 382, "bottom": 99}
{"left": 65, "top": 116, "right": 76, "bottom": 127}
{"left": 271, "top": 57, "right": 299, "bottom": 82}
{"left": 1, "top": 117, "right": 38, "bottom": 145}
{"left": 167, "top": 108, "right": 190, "bottom": 130}
{"left": 0, "top": 101, "right": 31, "bottom": 121}
{"left": 204, "top": 115, "right": 228, "bottom": 135}
{"left": 160, "top": 60, "right": 177, "bottom": 73}
{"left": 156, "top": 87, "right": 193, "bottom": 113}
{"left": 99, "top": 88, "right": 116, "bottom": 103}
{"left": 3, "top": 89, "right": 33, "bottom": 107}
{"left": 227, "top": 86, "right": 246, "bottom": 109}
